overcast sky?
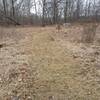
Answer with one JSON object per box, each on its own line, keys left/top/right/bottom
{"left": 31, "top": 0, "right": 42, "bottom": 14}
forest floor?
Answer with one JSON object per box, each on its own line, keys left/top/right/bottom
{"left": 0, "top": 25, "right": 100, "bottom": 100}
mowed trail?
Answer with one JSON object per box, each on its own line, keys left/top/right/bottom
{"left": 0, "top": 27, "right": 100, "bottom": 100}
{"left": 31, "top": 27, "right": 100, "bottom": 100}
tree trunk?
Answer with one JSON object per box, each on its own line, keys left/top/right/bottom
{"left": 42, "top": 0, "right": 46, "bottom": 26}
{"left": 12, "top": 0, "right": 15, "bottom": 17}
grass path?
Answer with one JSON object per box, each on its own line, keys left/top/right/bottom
{"left": 30, "top": 27, "right": 100, "bottom": 100}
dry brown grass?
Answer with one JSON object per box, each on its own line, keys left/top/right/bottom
{"left": 0, "top": 25, "right": 100, "bottom": 100}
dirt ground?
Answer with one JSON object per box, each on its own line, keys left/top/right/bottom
{"left": 0, "top": 25, "right": 100, "bottom": 100}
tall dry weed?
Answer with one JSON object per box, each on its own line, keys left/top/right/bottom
{"left": 81, "top": 23, "right": 98, "bottom": 43}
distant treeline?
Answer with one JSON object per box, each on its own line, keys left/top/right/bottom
{"left": 0, "top": 0, "right": 100, "bottom": 26}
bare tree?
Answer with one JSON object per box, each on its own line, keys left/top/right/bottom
{"left": 64, "top": 0, "right": 68, "bottom": 23}
{"left": 11, "top": 0, "right": 15, "bottom": 17}
{"left": 42, "top": 0, "right": 46, "bottom": 26}
{"left": 2, "top": 0, "right": 7, "bottom": 15}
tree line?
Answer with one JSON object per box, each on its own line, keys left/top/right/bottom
{"left": 0, "top": 0, "right": 100, "bottom": 26}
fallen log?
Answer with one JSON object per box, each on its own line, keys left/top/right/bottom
{"left": 0, "top": 10, "right": 21, "bottom": 25}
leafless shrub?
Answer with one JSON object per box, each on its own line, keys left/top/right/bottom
{"left": 0, "top": 27, "right": 5, "bottom": 39}
{"left": 81, "top": 23, "right": 98, "bottom": 43}
{"left": 97, "top": 38, "right": 100, "bottom": 45}
{"left": 56, "top": 24, "right": 61, "bottom": 32}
